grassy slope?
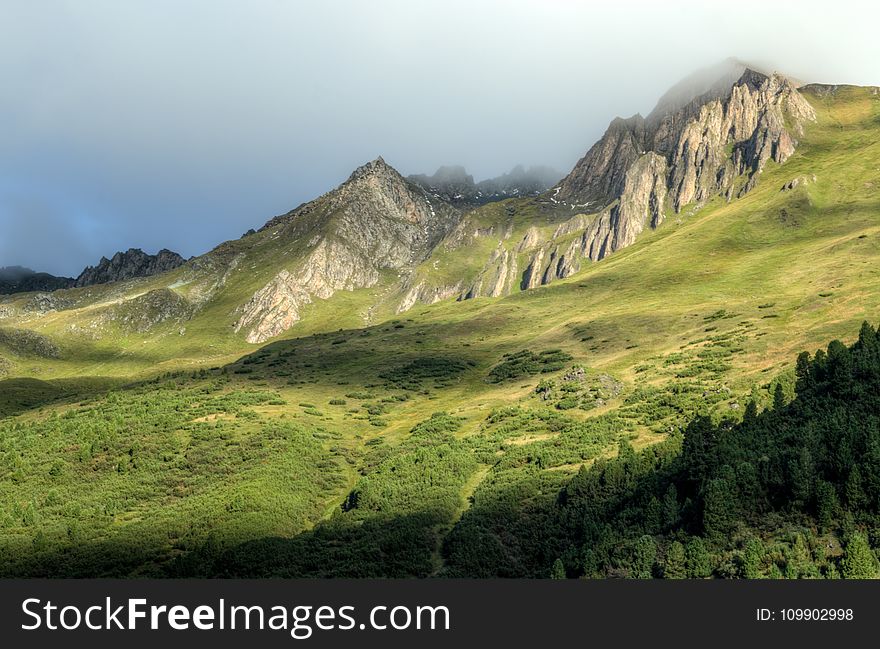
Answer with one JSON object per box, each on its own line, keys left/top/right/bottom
{"left": 0, "top": 85, "right": 878, "bottom": 575}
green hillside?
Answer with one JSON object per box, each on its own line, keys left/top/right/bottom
{"left": 0, "top": 84, "right": 879, "bottom": 577}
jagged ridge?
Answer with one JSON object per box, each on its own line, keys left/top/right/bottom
{"left": 74, "top": 248, "right": 187, "bottom": 287}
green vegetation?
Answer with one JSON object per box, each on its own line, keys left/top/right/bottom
{"left": 487, "top": 349, "right": 574, "bottom": 383}
{"left": 0, "top": 85, "right": 879, "bottom": 577}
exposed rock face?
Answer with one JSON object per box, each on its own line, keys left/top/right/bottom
{"left": 553, "top": 68, "right": 816, "bottom": 260}
{"left": 612, "top": 152, "right": 668, "bottom": 249}
{"left": 462, "top": 246, "right": 519, "bottom": 299}
{"left": 781, "top": 174, "right": 817, "bottom": 191}
{"left": 75, "top": 248, "right": 187, "bottom": 287}
{"left": 409, "top": 164, "right": 562, "bottom": 208}
{"left": 0, "top": 267, "right": 74, "bottom": 295}
{"left": 397, "top": 280, "right": 463, "bottom": 314}
{"left": 237, "top": 157, "right": 461, "bottom": 343}
{"left": 235, "top": 271, "right": 311, "bottom": 343}
{"left": 400, "top": 66, "right": 818, "bottom": 310}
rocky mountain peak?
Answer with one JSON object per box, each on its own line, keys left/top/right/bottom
{"left": 345, "top": 156, "right": 399, "bottom": 183}
{"left": 236, "top": 157, "right": 462, "bottom": 343}
{"left": 74, "top": 248, "right": 187, "bottom": 288}
{"left": 646, "top": 58, "right": 751, "bottom": 123}
{"left": 553, "top": 62, "right": 816, "bottom": 259}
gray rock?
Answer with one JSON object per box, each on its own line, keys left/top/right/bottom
{"left": 75, "top": 248, "right": 187, "bottom": 287}
{"left": 237, "top": 157, "right": 461, "bottom": 343}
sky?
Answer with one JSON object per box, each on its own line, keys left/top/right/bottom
{"left": 1, "top": 0, "right": 878, "bottom": 277}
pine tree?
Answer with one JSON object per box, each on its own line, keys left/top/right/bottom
{"left": 795, "top": 351, "right": 813, "bottom": 394}
{"left": 773, "top": 383, "right": 786, "bottom": 411}
{"left": 815, "top": 480, "right": 840, "bottom": 532}
{"left": 840, "top": 532, "right": 879, "bottom": 579}
{"left": 685, "top": 537, "right": 712, "bottom": 578}
{"left": 550, "top": 558, "right": 566, "bottom": 579}
{"left": 664, "top": 541, "right": 687, "bottom": 579}
{"left": 702, "top": 477, "right": 736, "bottom": 538}
{"left": 741, "top": 537, "right": 764, "bottom": 579}
{"left": 632, "top": 535, "right": 657, "bottom": 579}
{"left": 845, "top": 466, "right": 866, "bottom": 510}
{"left": 662, "top": 484, "right": 680, "bottom": 529}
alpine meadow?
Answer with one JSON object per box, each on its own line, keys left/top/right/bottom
{"left": 3, "top": 58, "right": 880, "bottom": 580}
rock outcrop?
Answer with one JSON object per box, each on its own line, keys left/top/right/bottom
{"left": 235, "top": 271, "right": 311, "bottom": 343}
{"left": 552, "top": 67, "right": 816, "bottom": 262}
{"left": 75, "top": 248, "right": 187, "bottom": 287}
{"left": 105, "top": 288, "right": 193, "bottom": 333}
{"left": 397, "top": 280, "right": 463, "bottom": 314}
{"left": 237, "top": 157, "right": 461, "bottom": 343}
{"left": 401, "top": 65, "right": 818, "bottom": 309}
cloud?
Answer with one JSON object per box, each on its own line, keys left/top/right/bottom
{"left": 0, "top": 0, "right": 877, "bottom": 275}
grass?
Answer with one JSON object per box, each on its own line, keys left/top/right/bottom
{"left": 0, "top": 84, "right": 879, "bottom": 575}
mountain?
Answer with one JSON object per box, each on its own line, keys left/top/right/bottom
{"left": 74, "top": 248, "right": 187, "bottom": 287}
{"left": 0, "top": 266, "right": 74, "bottom": 295}
{"left": 0, "top": 67, "right": 818, "bottom": 340}
{"left": 408, "top": 164, "right": 562, "bottom": 207}
{"left": 0, "top": 64, "right": 839, "bottom": 354}
{"left": 553, "top": 67, "right": 815, "bottom": 249}
{"left": 1, "top": 65, "right": 880, "bottom": 578}
{"left": 0, "top": 250, "right": 187, "bottom": 296}
{"left": 235, "top": 156, "right": 461, "bottom": 342}
{"left": 399, "top": 67, "right": 817, "bottom": 308}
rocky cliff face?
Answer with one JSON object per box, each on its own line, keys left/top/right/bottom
{"left": 400, "top": 66, "right": 818, "bottom": 311}
{"left": 236, "top": 157, "right": 461, "bottom": 343}
{"left": 74, "top": 248, "right": 187, "bottom": 287}
{"left": 553, "top": 68, "right": 815, "bottom": 260}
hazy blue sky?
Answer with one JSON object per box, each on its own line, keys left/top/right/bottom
{"left": 2, "top": 0, "right": 878, "bottom": 276}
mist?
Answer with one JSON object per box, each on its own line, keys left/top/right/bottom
{"left": 1, "top": 0, "right": 878, "bottom": 276}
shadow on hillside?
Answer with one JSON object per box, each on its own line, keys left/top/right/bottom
{"left": 218, "top": 320, "right": 492, "bottom": 396}
{"left": 0, "top": 376, "right": 125, "bottom": 418}
{"left": 0, "top": 510, "right": 458, "bottom": 579}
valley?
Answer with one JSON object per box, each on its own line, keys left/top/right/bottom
{"left": 1, "top": 71, "right": 879, "bottom": 577}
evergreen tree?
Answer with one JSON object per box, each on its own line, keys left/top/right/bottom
{"left": 662, "top": 484, "right": 680, "bottom": 529}
{"left": 840, "top": 532, "right": 879, "bottom": 579}
{"left": 742, "top": 399, "right": 759, "bottom": 426}
{"left": 664, "top": 541, "right": 687, "bottom": 579}
{"left": 815, "top": 480, "right": 840, "bottom": 533}
{"left": 685, "top": 537, "right": 712, "bottom": 578}
{"left": 682, "top": 416, "right": 718, "bottom": 485}
{"left": 795, "top": 351, "right": 813, "bottom": 394}
{"left": 702, "top": 477, "right": 737, "bottom": 538}
{"left": 741, "top": 537, "right": 764, "bottom": 579}
{"left": 632, "top": 535, "right": 657, "bottom": 579}
{"left": 550, "top": 558, "right": 566, "bottom": 579}
{"left": 845, "top": 466, "right": 866, "bottom": 510}
{"left": 790, "top": 447, "right": 815, "bottom": 507}
{"left": 772, "top": 383, "right": 786, "bottom": 411}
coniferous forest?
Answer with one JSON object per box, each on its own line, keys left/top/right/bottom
{"left": 535, "top": 322, "right": 880, "bottom": 579}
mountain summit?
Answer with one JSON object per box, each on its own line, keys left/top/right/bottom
{"left": 234, "top": 156, "right": 460, "bottom": 342}
{"left": 551, "top": 66, "right": 815, "bottom": 259}
{"left": 74, "top": 248, "right": 187, "bottom": 287}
